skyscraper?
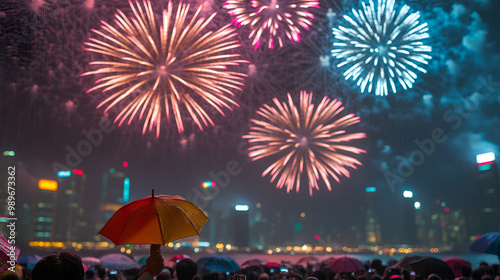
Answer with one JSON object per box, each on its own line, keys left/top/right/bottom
{"left": 473, "top": 152, "right": 500, "bottom": 234}
{"left": 234, "top": 205, "right": 249, "bottom": 248}
{"left": 30, "top": 179, "right": 58, "bottom": 241}
{"left": 30, "top": 171, "right": 87, "bottom": 242}
{"left": 53, "top": 170, "right": 86, "bottom": 241}
{"left": 97, "top": 168, "right": 130, "bottom": 236}
{"left": 364, "top": 187, "right": 381, "bottom": 244}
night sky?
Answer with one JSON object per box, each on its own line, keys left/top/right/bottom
{"left": 1, "top": 0, "right": 499, "bottom": 245}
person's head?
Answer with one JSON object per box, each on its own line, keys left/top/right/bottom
{"left": 489, "top": 265, "right": 499, "bottom": 278}
{"left": 2, "top": 273, "right": 20, "bottom": 280}
{"left": 258, "top": 273, "right": 270, "bottom": 280}
{"left": 31, "top": 252, "right": 84, "bottom": 280}
{"left": 175, "top": 259, "right": 197, "bottom": 280}
{"left": 85, "top": 268, "right": 96, "bottom": 280}
{"left": 157, "top": 270, "right": 171, "bottom": 280}
{"left": 97, "top": 267, "right": 107, "bottom": 279}
{"left": 462, "top": 266, "right": 472, "bottom": 278}
{"left": 480, "top": 263, "right": 489, "bottom": 269}
{"left": 202, "top": 272, "right": 219, "bottom": 280}
{"left": 313, "top": 270, "right": 326, "bottom": 280}
{"left": 427, "top": 274, "right": 441, "bottom": 280}
{"left": 472, "top": 269, "right": 485, "bottom": 280}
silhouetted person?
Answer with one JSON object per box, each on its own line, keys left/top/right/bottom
{"left": 31, "top": 252, "right": 84, "bottom": 280}
{"left": 312, "top": 270, "right": 326, "bottom": 280}
{"left": 2, "top": 274, "right": 20, "bottom": 280}
{"left": 202, "top": 272, "right": 219, "bottom": 280}
{"left": 371, "top": 260, "right": 384, "bottom": 276}
{"left": 175, "top": 259, "right": 198, "bottom": 280}
{"left": 473, "top": 269, "right": 485, "bottom": 280}
{"left": 457, "top": 266, "right": 473, "bottom": 280}
{"left": 258, "top": 273, "right": 270, "bottom": 280}
{"left": 157, "top": 270, "right": 171, "bottom": 280}
{"left": 427, "top": 275, "right": 441, "bottom": 280}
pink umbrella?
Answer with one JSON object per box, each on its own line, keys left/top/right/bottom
{"left": 171, "top": 254, "right": 190, "bottom": 263}
{"left": 266, "top": 262, "right": 281, "bottom": 268}
{"left": 82, "top": 256, "right": 101, "bottom": 267}
{"left": 442, "top": 257, "right": 470, "bottom": 277}
{"left": 241, "top": 259, "right": 265, "bottom": 268}
{"left": 329, "top": 256, "right": 364, "bottom": 273}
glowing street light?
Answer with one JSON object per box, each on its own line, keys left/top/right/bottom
{"left": 414, "top": 201, "right": 421, "bottom": 209}
{"left": 235, "top": 205, "right": 249, "bottom": 211}
{"left": 365, "top": 187, "right": 376, "bottom": 192}
{"left": 403, "top": 190, "right": 413, "bottom": 198}
{"left": 476, "top": 152, "right": 495, "bottom": 165}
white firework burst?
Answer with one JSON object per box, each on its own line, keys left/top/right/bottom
{"left": 331, "top": 0, "right": 432, "bottom": 96}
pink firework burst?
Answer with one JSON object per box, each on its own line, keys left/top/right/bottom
{"left": 82, "top": 0, "right": 247, "bottom": 137}
{"left": 223, "top": 0, "right": 319, "bottom": 50}
{"left": 243, "top": 91, "right": 366, "bottom": 196}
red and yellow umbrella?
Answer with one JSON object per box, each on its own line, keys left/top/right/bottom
{"left": 98, "top": 193, "right": 208, "bottom": 246}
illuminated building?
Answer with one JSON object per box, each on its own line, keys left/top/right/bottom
{"left": 30, "top": 180, "right": 58, "bottom": 241}
{"left": 0, "top": 150, "right": 16, "bottom": 235}
{"left": 473, "top": 152, "right": 500, "bottom": 234}
{"left": 97, "top": 167, "right": 130, "bottom": 237}
{"left": 53, "top": 170, "right": 87, "bottom": 241}
{"left": 29, "top": 172, "right": 87, "bottom": 242}
{"left": 234, "top": 205, "right": 249, "bottom": 248}
{"left": 364, "top": 187, "right": 381, "bottom": 244}
{"left": 402, "top": 190, "right": 417, "bottom": 245}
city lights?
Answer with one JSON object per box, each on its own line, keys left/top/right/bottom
{"left": 38, "top": 179, "right": 58, "bottom": 191}
{"left": 365, "top": 187, "right": 376, "bottom": 193}
{"left": 235, "top": 205, "right": 249, "bottom": 211}
{"left": 123, "top": 178, "right": 130, "bottom": 202}
{"left": 73, "top": 169, "right": 83, "bottom": 175}
{"left": 476, "top": 152, "right": 495, "bottom": 165}
{"left": 57, "top": 170, "right": 71, "bottom": 177}
{"left": 201, "top": 181, "right": 215, "bottom": 188}
{"left": 3, "top": 151, "right": 15, "bottom": 156}
{"left": 414, "top": 201, "right": 421, "bottom": 209}
{"left": 403, "top": 190, "right": 413, "bottom": 198}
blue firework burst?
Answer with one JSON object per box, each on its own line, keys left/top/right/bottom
{"left": 331, "top": 0, "right": 432, "bottom": 96}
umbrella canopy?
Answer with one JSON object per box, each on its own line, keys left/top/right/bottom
{"left": 390, "top": 255, "right": 423, "bottom": 271}
{"left": 296, "top": 256, "right": 319, "bottom": 266}
{"left": 17, "top": 255, "right": 42, "bottom": 270}
{"left": 442, "top": 257, "right": 470, "bottom": 277}
{"left": 197, "top": 255, "right": 240, "bottom": 274}
{"left": 329, "top": 256, "right": 364, "bottom": 273}
{"left": 171, "top": 254, "right": 191, "bottom": 263}
{"left": 266, "top": 262, "right": 281, "bottom": 268}
{"left": 0, "top": 234, "right": 20, "bottom": 274}
{"left": 241, "top": 259, "right": 265, "bottom": 268}
{"left": 100, "top": 253, "right": 138, "bottom": 270}
{"left": 99, "top": 194, "right": 208, "bottom": 245}
{"left": 410, "top": 257, "right": 455, "bottom": 280}
{"left": 82, "top": 256, "right": 101, "bottom": 267}
{"left": 321, "top": 257, "right": 335, "bottom": 267}
{"left": 470, "top": 232, "right": 500, "bottom": 256}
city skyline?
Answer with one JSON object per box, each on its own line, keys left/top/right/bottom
{"left": 1, "top": 0, "right": 499, "bottom": 252}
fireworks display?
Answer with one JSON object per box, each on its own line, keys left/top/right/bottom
{"left": 223, "top": 0, "right": 320, "bottom": 50}
{"left": 83, "top": 0, "right": 247, "bottom": 136}
{"left": 243, "top": 91, "right": 366, "bottom": 196}
{"left": 331, "top": 0, "right": 432, "bottom": 96}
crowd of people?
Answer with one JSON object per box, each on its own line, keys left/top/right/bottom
{"left": 1, "top": 246, "right": 499, "bottom": 280}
